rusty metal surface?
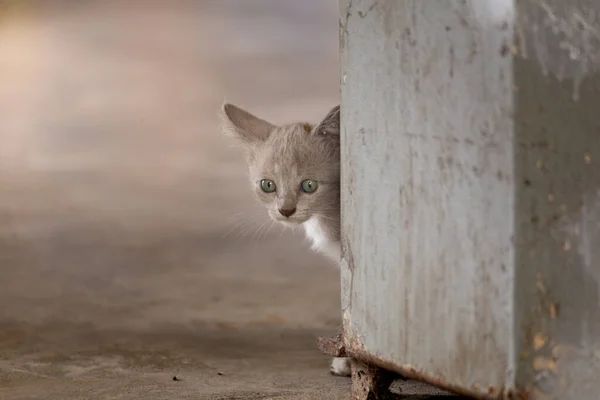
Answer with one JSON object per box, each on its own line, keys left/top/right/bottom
{"left": 340, "top": 0, "right": 515, "bottom": 396}
{"left": 347, "top": 348, "right": 499, "bottom": 400}
{"left": 317, "top": 327, "right": 347, "bottom": 357}
{"left": 513, "top": 1, "right": 600, "bottom": 399}
{"left": 350, "top": 360, "right": 396, "bottom": 400}
{"left": 350, "top": 359, "right": 464, "bottom": 400}
{"left": 340, "top": 0, "right": 600, "bottom": 399}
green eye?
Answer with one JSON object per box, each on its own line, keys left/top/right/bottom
{"left": 300, "top": 179, "right": 318, "bottom": 193}
{"left": 260, "top": 179, "right": 276, "bottom": 193}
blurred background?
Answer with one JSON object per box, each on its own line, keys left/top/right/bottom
{"left": 0, "top": 1, "right": 346, "bottom": 398}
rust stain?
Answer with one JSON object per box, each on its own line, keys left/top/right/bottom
{"left": 350, "top": 359, "right": 397, "bottom": 400}
{"left": 551, "top": 345, "right": 564, "bottom": 360}
{"left": 536, "top": 160, "right": 543, "bottom": 169}
{"left": 345, "top": 333, "right": 541, "bottom": 399}
{"left": 317, "top": 328, "right": 346, "bottom": 357}
{"left": 530, "top": 388, "right": 553, "bottom": 400}
{"left": 533, "top": 333, "right": 548, "bottom": 351}
{"left": 346, "top": 346, "right": 502, "bottom": 399}
{"left": 514, "top": 388, "right": 533, "bottom": 400}
{"left": 532, "top": 356, "right": 556, "bottom": 373}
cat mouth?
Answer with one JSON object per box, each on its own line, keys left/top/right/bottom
{"left": 273, "top": 217, "right": 303, "bottom": 225}
{"left": 269, "top": 212, "right": 308, "bottom": 225}
{"left": 277, "top": 219, "right": 300, "bottom": 227}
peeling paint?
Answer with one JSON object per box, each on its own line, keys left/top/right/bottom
{"left": 517, "top": 0, "right": 600, "bottom": 101}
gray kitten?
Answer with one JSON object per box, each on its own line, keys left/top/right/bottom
{"left": 220, "top": 103, "right": 350, "bottom": 376}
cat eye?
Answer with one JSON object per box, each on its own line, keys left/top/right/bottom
{"left": 300, "top": 179, "right": 318, "bottom": 193}
{"left": 260, "top": 179, "right": 276, "bottom": 193}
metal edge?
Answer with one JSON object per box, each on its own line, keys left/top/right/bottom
{"left": 345, "top": 347, "right": 532, "bottom": 400}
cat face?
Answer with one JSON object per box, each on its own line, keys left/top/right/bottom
{"left": 221, "top": 104, "right": 340, "bottom": 225}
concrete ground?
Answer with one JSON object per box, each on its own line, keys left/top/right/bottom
{"left": 0, "top": 1, "right": 460, "bottom": 399}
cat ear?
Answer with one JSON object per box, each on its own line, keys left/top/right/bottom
{"left": 313, "top": 105, "right": 340, "bottom": 137}
{"left": 220, "top": 103, "right": 276, "bottom": 145}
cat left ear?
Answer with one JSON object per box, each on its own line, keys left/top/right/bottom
{"left": 313, "top": 105, "right": 340, "bottom": 137}
{"left": 220, "top": 103, "right": 276, "bottom": 145}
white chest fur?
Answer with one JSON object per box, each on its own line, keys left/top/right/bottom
{"left": 303, "top": 217, "right": 341, "bottom": 263}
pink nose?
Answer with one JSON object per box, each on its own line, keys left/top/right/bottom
{"left": 278, "top": 208, "right": 296, "bottom": 218}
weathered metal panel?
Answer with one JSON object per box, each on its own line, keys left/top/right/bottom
{"left": 340, "top": 0, "right": 600, "bottom": 398}
{"left": 514, "top": 1, "right": 600, "bottom": 399}
{"left": 340, "top": 0, "right": 516, "bottom": 396}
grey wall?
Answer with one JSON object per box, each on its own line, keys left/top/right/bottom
{"left": 340, "top": 0, "right": 600, "bottom": 398}
{"left": 514, "top": 1, "right": 600, "bottom": 398}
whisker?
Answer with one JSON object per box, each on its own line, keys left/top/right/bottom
{"left": 223, "top": 220, "right": 247, "bottom": 238}
{"left": 251, "top": 220, "right": 269, "bottom": 243}
{"left": 237, "top": 218, "right": 262, "bottom": 237}
{"left": 226, "top": 211, "right": 245, "bottom": 221}
{"left": 223, "top": 219, "right": 254, "bottom": 238}
{"left": 237, "top": 226, "right": 255, "bottom": 237}
{"left": 259, "top": 220, "right": 273, "bottom": 242}
{"left": 250, "top": 219, "right": 274, "bottom": 252}
{"left": 223, "top": 212, "right": 265, "bottom": 238}
{"left": 265, "top": 220, "right": 277, "bottom": 241}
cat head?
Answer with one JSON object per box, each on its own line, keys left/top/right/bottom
{"left": 220, "top": 103, "right": 340, "bottom": 226}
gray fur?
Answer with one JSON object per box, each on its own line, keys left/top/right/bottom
{"left": 221, "top": 103, "right": 341, "bottom": 251}
{"left": 220, "top": 103, "right": 349, "bottom": 377}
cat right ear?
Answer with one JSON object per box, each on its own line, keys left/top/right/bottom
{"left": 313, "top": 105, "right": 340, "bottom": 137}
{"left": 220, "top": 103, "right": 275, "bottom": 145}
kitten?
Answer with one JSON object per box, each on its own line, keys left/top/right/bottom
{"left": 220, "top": 103, "right": 351, "bottom": 377}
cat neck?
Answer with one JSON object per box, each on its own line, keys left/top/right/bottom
{"left": 302, "top": 215, "right": 341, "bottom": 262}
